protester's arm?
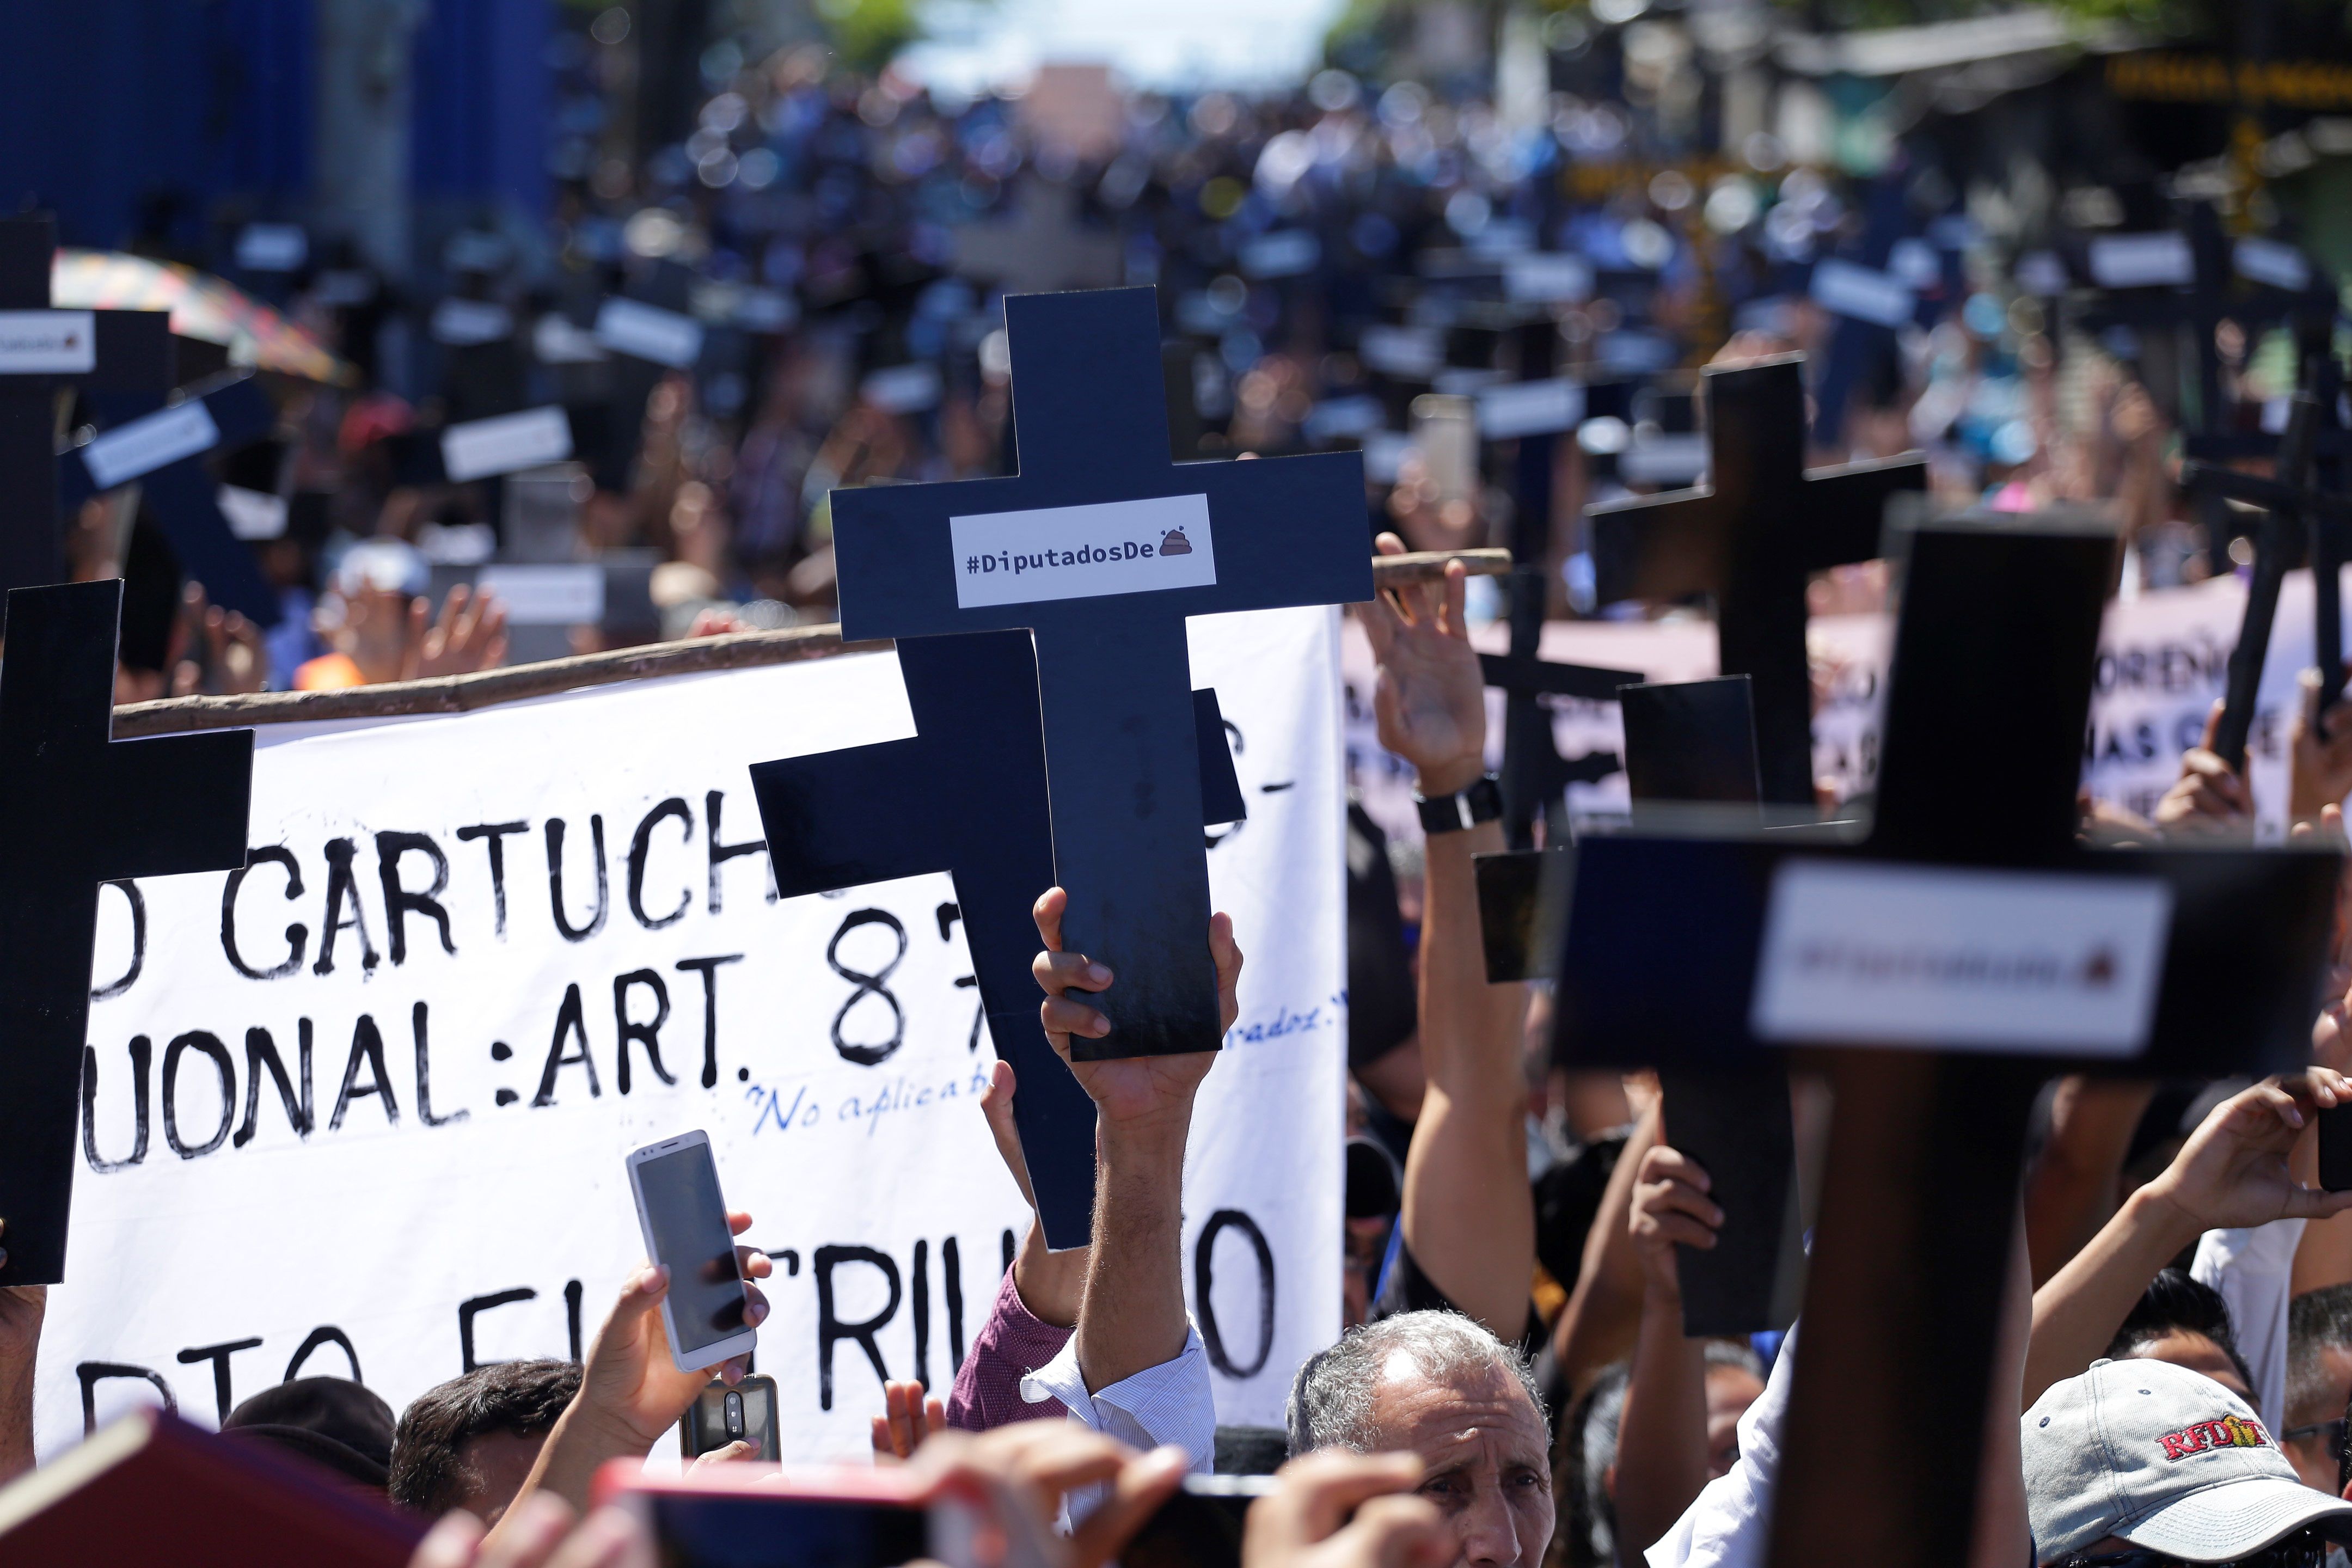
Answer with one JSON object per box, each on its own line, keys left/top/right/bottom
{"left": 1552, "top": 1100, "right": 1658, "bottom": 1391}
{"left": 1358, "top": 531, "right": 1532, "bottom": 1338}
{"left": 2026, "top": 1073, "right": 2352, "bottom": 1404}
{"left": 942, "top": 1060, "right": 1091, "bottom": 1433}
{"left": 1610, "top": 1143, "right": 1720, "bottom": 1555}
{"left": 2023, "top": 1076, "right": 2159, "bottom": 1285}
{"left": 0, "top": 1220, "right": 41, "bottom": 1486}
{"left": 485, "top": 1215, "right": 770, "bottom": 1541}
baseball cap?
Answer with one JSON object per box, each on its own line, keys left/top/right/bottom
{"left": 2025, "top": 1357, "right": 2352, "bottom": 1563}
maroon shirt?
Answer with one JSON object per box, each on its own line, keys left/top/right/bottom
{"left": 946, "top": 1264, "right": 1073, "bottom": 1430}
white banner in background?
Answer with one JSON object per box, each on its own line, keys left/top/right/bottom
{"left": 41, "top": 608, "right": 1344, "bottom": 1462}
{"left": 1343, "top": 572, "right": 2330, "bottom": 847}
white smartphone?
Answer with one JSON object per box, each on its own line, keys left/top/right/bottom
{"left": 626, "top": 1130, "right": 758, "bottom": 1374}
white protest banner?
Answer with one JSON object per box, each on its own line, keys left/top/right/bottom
{"left": 42, "top": 608, "right": 1343, "bottom": 1461}
{"left": 1343, "top": 571, "right": 2326, "bottom": 846}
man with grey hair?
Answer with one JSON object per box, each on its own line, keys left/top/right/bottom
{"left": 1288, "top": 1309, "right": 1555, "bottom": 1568}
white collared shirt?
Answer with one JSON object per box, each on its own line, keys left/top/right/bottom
{"left": 1019, "top": 1321, "right": 1217, "bottom": 1476}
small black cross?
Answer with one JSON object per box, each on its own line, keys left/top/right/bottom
{"left": 0, "top": 214, "right": 176, "bottom": 593}
{"left": 0, "top": 579, "right": 253, "bottom": 1284}
{"left": 1587, "top": 353, "right": 1925, "bottom": 806}
{"left": 830, "top": 287, "right": 1369, "bottom": 1057}
{"left": 1476, "top": 633, "right": 1639, "bottom": 848}
{"left": 750, "top": 630, "right": 1246, "bottom": 1250}
{"left": 58, "top": 372, "right": 282, "bottom": 627}
{"left": 2179, "top": 390, "right": 2348, "bottom": 768}
{"left": 1552, "top": 510, "right": 2339, "bottom": 1562}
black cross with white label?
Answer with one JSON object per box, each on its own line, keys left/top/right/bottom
{"left": 1587, "top": 353, "right": 1925, "bottom": 806}
{"left": 1551, "top": 511, "right": 2339, "bottom": 1563}
{"left": 830, "top": 287, "right": 1369, "bottom": 1057}
{"left": 0, "top": 579, "right": 253, "bottom": 1284}
{"left": 0, "top": 214, "right": 176, "bottom": 592}
{"left": 58, "top": 372, "right": 282, "bottom": 627}
{"left": 751, "top": 630, "right": 1246, "bottom": 1250}
{"left": 1477, "top": 635, "right": 1640, "bottom": 848}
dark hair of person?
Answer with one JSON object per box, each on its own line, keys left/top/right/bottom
{"left": 388, "top": 1359, "right": 581, "bottom": 1515}
{"left": 2105, "top": 1267, "right": 2256, "bottom": 1396}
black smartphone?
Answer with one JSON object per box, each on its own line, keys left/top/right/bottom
{"left": 606, "top": 1466, "right": 999, "bottom": 1568}
{"left": 2320, "top": 1103, "right": 2352, "bottom": 1191}
{"left": 1120, "top": 1475, "right": 1276, "bottom": 1568}
{"left": 681, "top": 1374, "right": 780, "bottom": 1462}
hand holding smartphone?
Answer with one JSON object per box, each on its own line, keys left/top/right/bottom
{"left": 627, "top": 1131, "right": 758, "bottom": 1374}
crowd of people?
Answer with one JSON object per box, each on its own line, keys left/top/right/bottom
{"left": 12, "top": 18, "right": 2352, "bottom": 1567}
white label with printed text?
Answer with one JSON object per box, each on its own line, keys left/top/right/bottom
{"left": 442, "top": 406, "right": 574, "bottom": 482}
{"left": 476, "top": 564, "right": 604, "bottom": 625}
{"left": 951, "top": 494, "right": 1216, "bottom": 609}
{"left": 83, "top": 400, "right": 222, "bottom": 490}
{"left": 1751, "top": 860, "right": 2171, "bottom": 1055}
{"left": 595, "top": 297, "right": 706, "bottom": 369}
{"left": 0, "top": 311, "right": 95, "bottom": 375}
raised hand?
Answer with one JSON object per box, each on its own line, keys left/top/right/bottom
{"left": 1031, "top": 886, "right": 1234, "bottom": 1128}
{"left": 869, "top": 1378, "right": 945, "bottom": 1462}
{"left": 408, "top": 584, "right": 510, "bottom": 680}
{"left": 1356, "top": 531, "right": 1486, "bottom": 797}
{"left": 1628, "top": 1143, "right": 1722, "bottom": 1298}
{"left": 2290, "top": 667, "right": 2352, "bottom": 828}
{"left": 1242, "top": 1452, "right": 1450, "bottom": 1568}
{"left": 2143, "top": 1071, "right": 2352, "bottom": 1233}
{"left": 2153, "top": 701, "right": 2253, "bottom": 837}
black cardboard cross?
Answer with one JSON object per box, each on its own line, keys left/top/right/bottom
{"left": 0, "top": 215, "right": 176, "bottom": 593}
{"left": 1587, "top": 354, "right": 1925, "bottom": 806}
{"left": 0, "top": 579, "right": 253, "bottom": 1285}
{"left": 830, "top": 287, "right": 1370, "bottom": 1057}
{"left": 58, "top": 373, "right": 283, "bottom": 627}
{"left": 1477, "top": 632, "right": 1640, "bottom": 849}
{"left": 1551, "top": 510, "right": 2340, "bottom": 1563}
{"left": 750, "top": 630, "right": 1246, "bottom": 1250}
{"left": 2179, "top": 391, "right": 2342, "bottom": 769}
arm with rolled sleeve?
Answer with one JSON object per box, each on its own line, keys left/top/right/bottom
{"left": 1019, "top": 1320, "right": 1216, "bottom": 1472}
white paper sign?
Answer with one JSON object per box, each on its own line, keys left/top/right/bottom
{"left": 1477, "top": 379, "right": 1585, "bottom": 440}
{"left": 1620, "top": 432, "right": 1707, "bottom": 487}
{"left": 2016, "top": 251, "right": 2071, "bottom": 296}
{"left": 217, "top": 486, "right": 288, "bottom": 541}
{"left": 476, "top": 564, "right": 605, "bottom": 625}
{"left": 1302, "top": 396, "right": 1386, "bottom": 444}
{"left": 1358, "top": 325, "right": 1444, "bottom": 381}
{"left": 861, "top": 364, "right": 943, "bottom": 415}
{"left": 2090, "top": 232, "right": 2195, "bottom": 290}
{"left": 431, "top": 299, "right": 516, "bottom": 347}
{"left": 1505, "top": 253, "right": 1592, "bottom": 304}
{"left": 235, "top": 224, "right": 309, "bottom": 273}
{"left": 951, "top": 495, "right": 1216, "bottom": 608}
{"left": 443, "top": 407, "right": 575, "bottom": 483}
{"left": 1241, "top": 231, "right": 1321, "bottom": 280}
{"left": 0, "top": 310, "right": 96, "bottom": 375}
{"left": 2235, "top": 237, "right": 2311, "bottom": 293}
{"left": 596, "top": 298, "right": 706, "bottom": 369}
{"left": 1750, "top": 860, "right": 2172, "bottom": 1054}
{"left": 1809, "top": 258, "right": 1914, "bottom": 328}
{"left": 83, "top": 400, "right": 222, "bottom": 490}
{"left": 44, "top": 614, "right": 1343, "bottom": 1460}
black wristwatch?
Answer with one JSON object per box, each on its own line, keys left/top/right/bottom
{"left": 1415, "top": 774, "right": 1503, "bottom": 835}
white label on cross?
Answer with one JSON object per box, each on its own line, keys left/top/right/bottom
{"left": 431, "top": 298, "right": 515, "bottom": 346}
{"left": 951, "top": 494, "right": 1217, "bottom": 609}
{"left": 1809, "top": 258, "right": 1915, "bottom": 328}
{"left": 1504, "top": 252, "right": 1592, "bottom": 304}
{"left": 217, "top": 485, "right": 287, "bottom": 540}
{"left": 82, "top": 400, "right": 222, "bottom": 491}
{"left": 0, "top": 311, "right": 96, "bottom": 375}
{"left": 442, "top": 406, "right": 574, "bottom": 482}
{"left": 2088, "top": 232, "right": 2195, "bottom": 289}
{"left": 1478, "top": 378, "right": 1585, "bottom": 439}
{"left": 476, "top": 564, "right": 605, "bottom": 625}
{"left": 595, "top": 298, "right": 706, "bottom": 368}
{"left": 1750, "top": 859, "right": 2172, "bottom": 1056}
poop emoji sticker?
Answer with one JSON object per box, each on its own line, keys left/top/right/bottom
{"left": 1159, "top": 528, "right": 1193, "bottom": 556}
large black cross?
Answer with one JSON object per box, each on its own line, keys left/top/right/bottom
{"left": 1551, "top": 510, "right": 2339, "bottom": 1563}
{"left": 750, "top": 630, "right": 1246, "bottom": 1250}
{"left": 1587, "top": 353, "right": 1925, "bottom": 807}
{"left": 58, "top": 372, "right": 282, "bottom": 627}
{"left": 830, "top": 287, "right": 1369, "bottom": 1057}
{"left": 0, "top": 214, "right": 176, "bottom": 593}
{"left": 0, "top": 579, "right": 253, "bottom": 1284}
{"left": 2179, "top": 390, "right": 2345, "bottom": 768}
